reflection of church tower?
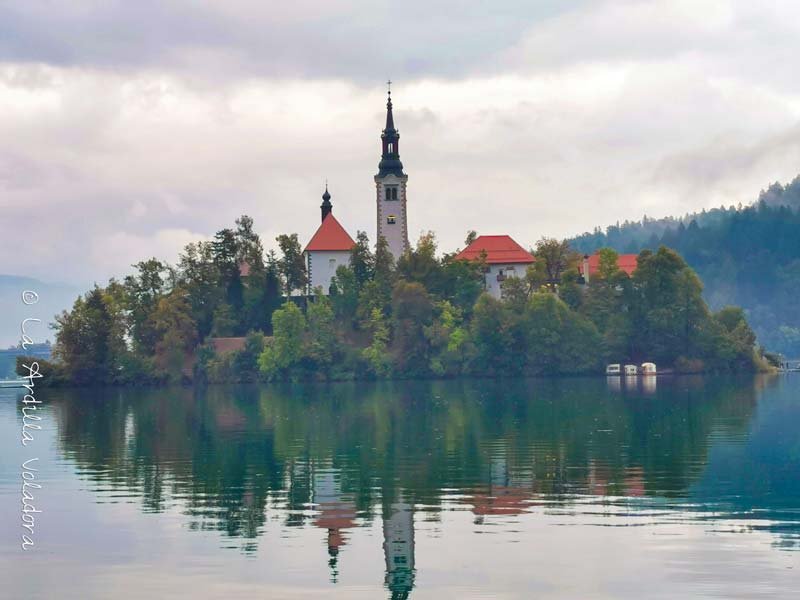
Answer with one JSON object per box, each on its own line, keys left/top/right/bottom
{"left": 382, "top": 495, "right": 415, "bottom": 599}
{"left": 375, "top": 82, "right": 410, "bottom": 260}
{"left": 313, "top": 466, "right": 357, "bottom": 584}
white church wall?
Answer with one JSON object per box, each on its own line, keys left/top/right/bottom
{"left": 306, "top": 250, "right": 351, "bottom": 295}
{"left": 484, "top": 263, "right": 528, "bottom": 298}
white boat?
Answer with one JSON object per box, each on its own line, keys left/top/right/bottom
{"left": 606, "top": 364, "right": 621, "bottom": 375}
{"left": 0, "top": 379, "right": 27, "bottom": 389}
{"left": 641, "top": 362, "right": 657, "bottom": 375}
{"left": 624, "top": 364, "right": 638, "bottom": 376}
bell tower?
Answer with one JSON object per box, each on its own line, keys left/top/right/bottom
{"left": 375, "top": 81, "right": 409, "bottom": 259}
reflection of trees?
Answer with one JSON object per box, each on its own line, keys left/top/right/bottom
{"left": 52, "top": 376, "right": 766, "bottom": 567}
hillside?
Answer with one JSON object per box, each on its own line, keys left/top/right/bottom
{"left": 570, "top": 176, "right": 800, "bottom": 357}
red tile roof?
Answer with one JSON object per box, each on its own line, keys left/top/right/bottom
{"left": 305, "top": 214, "right": 356, "bottom": 252}
{"left": 454, "top": 235, "right": 535, "bottom": 265}
{"left": 579, "top": 252, "right": 639, "bottom": 277}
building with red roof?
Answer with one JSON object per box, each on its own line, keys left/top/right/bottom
{"left": 454, "top": 235, "right": 535, "bottom": 298}
{"left": 579, "top": 251, "right": 638, "bottom": 283}
{"left": 304, "top": 186, "right": 355, "bottom": 295}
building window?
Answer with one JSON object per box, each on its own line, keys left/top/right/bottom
{"left": 388, "top": 142, "right": 394, "bottom": 153}
{"left": 329, "top": 258, "right": 336, "bottom": 268}
{"left": 386, "top": 186, "right": 398, "bottom": 201}
{"left": 387, "top": 215, "right": 396, "bottom": 225}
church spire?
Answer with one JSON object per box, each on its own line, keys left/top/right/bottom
{"left": 377, "top": 81, "right": 404, "bottom": 177}
{"left": 320, "top": 182, "right": 332, "bottom": 222}
{"left": 385, "top": 80, "right": 396, "bottom": 132}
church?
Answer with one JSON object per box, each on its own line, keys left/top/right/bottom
{"left": 304, "top": 86, "right": 410, "bottom": 295}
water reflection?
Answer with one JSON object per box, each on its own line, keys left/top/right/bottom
{"left": 42, "top": 375, "right": 800, "bottom": 597}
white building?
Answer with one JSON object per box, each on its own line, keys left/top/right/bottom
{"left": 304, "top": 186, "right": 355, "bottom": 295}
{"left": 375, "top": 87, "right": 410, "bottom": 260}
{"left": 454, "top": 235, "right": 536, "bottom": 298}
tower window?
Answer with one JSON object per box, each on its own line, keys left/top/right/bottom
{"left": 386, "top": 186, "right": 398, "bottom": 200}
{"left": 387, "top": 215, "right": 396, "bottom": 224}
{"left": 388, "top": 142, "right": 394, "bottom": 153}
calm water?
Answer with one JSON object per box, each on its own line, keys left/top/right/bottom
{"left": 1, "top": 375, "right": 798, "bottom": 599}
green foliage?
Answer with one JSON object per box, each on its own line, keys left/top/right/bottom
{"left": 47, "top": 210, "right": 762, "bottom": 386}
{"left": 349, "top": 230, "right": 374, "bottom": 289}
{"left": 306, "top": 294, "right": 337, "bottom": 371}
{"left": 362, "top": 308, "right": 391, "bottom": 377}
{"left": 258, "top": 301, "right": 307, "bottom": 380}
{"left": 233, "top": 331, "right": 267, "bottom": 381}
{"left": 570, "top": 178, "right": 800, "bottom": 356}
{"left": 523, "top": 293, "right": 602, "bottom": 375}
{"left": 53, "top": 287, "right": 127, "bottom": 384}
{"left": 391, "top": 281, "right": 434, "bottom": 377}
{"left": 534, "top": 237, "right": 579, "bottom": 289}
{"left": 438, "top": 257, "right": 485, "bottom": 314}
{"left": 330, "top": 264, "right": 359, "bottom": 323}
{"left": 210, "top": 302, "right": 236, "bottom": 337}
{"left": 470, "top": 294, "right": 521, "bottom": 376}
{"left": 276, "top": 233, "right": 308, "bottom": 296}
{"left": 425, "top": 301, "right": 471, "bottom": 376}
{"left": 397, "top": 232, "right": 442, "bottom": 292}
{"left": 123, "top": 258, "right": 171, "bottom": 355}
{"left": 151, "top": 291, "right": 198, "bottom": 383}
{"left": 629, "top": 247, "right": 709, "bottom": 364}
{"left": 16, "top": 355, "right": 67, "bottom": 387}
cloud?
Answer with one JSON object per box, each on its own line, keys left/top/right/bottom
{"left": 0, "top": 1, "right": 586, "bottom": 81}
{"left": 1, "top": 0, "right": 800, "bottom": 287}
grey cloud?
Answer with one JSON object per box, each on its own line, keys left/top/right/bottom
{"left": 0, "top": 1, "right": 586, "bottom": 80}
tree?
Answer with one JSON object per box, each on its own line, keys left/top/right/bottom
{"left": 391, "top": 281, "right": 434, "bottom": 376}
{"left": 357, "top": 236, "right": 396, "bottom": 321}
{"left": 306, "top": 293, "right": 337, "bottom": 372}
{"left": 469, "top": 294, "right": 521, "bottom": 376}
{"left": 425, "top": 301, "right": 470, "bottom": 376}
{"left": 177, "top": 241, "right": 224, "bottom": 338}
{"left": 464, "top": 230, "right": 478, "bottom": 246}
{"left": 631, "top": 246, "right": 710, "bottom": 364}
{"left": 596, "top": 247, "right": 621, "bottom": 281}
{"left": 276, "top": 234, "right": 308, "bottom": 296}
{"left": 210, "top": 302, "right": 236, "bottom": 337}
{"left": 534, "top": 238, "right": 578, "bottom": 289}
{"left": 523, "top": 292, "right": 602, "bottom": 375}
{"left": 151, "top": 291, "right": 198, "bottom": 382}
{"left": 330, "top": 264, "right": 359, "bottom": 324}
{"left": 439, "top": 256, "right": 485, "bottom": 315}
{"left": 234, "top": 215, "right": 265, "bottom": 271}
{"left": 53, "top": 287, "right": 128, "bottom": 384}
{"left": 362, "top": 308, "right": 391, "bottom": 377}
{"left": 232, "top": 331, "right": 266, "bottom": 382}
{"left": 258, "top": 301, "right": 307, "bottom": 379}
{"left": 213, "top": 227, "right": 244, "bottom": 313}
{"left": 349, "top": 231, "right": 374, "bottom": 290}
{"left": 123, "top": 258, "right": 171, "bottom": 355}
{"left": 397, "top": 231, "right": 442, "bottom": 292}
{"left": 374, "top": 235, "right": 396, "bottom": 284}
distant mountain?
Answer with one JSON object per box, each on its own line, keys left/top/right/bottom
{"left": 570, "top": 176, "right": 800, "bottom": 358}
{"left": 0, "top": 275, "right": 82, "bottom": 348}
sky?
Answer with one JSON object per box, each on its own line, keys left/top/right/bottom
{"left": 2, "top": 0, "right": 800, "bottom": 288}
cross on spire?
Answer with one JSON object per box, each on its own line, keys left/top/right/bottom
{"left": 387, "top": 79, "right": 392, "bottom": 95}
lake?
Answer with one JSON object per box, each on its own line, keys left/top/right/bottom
{"left": 1, "top": 375, "right": 798, "bottom": 598}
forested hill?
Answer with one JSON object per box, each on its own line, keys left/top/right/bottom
{"left": 570, "top": 176, "right": 800, "bottom": 357}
